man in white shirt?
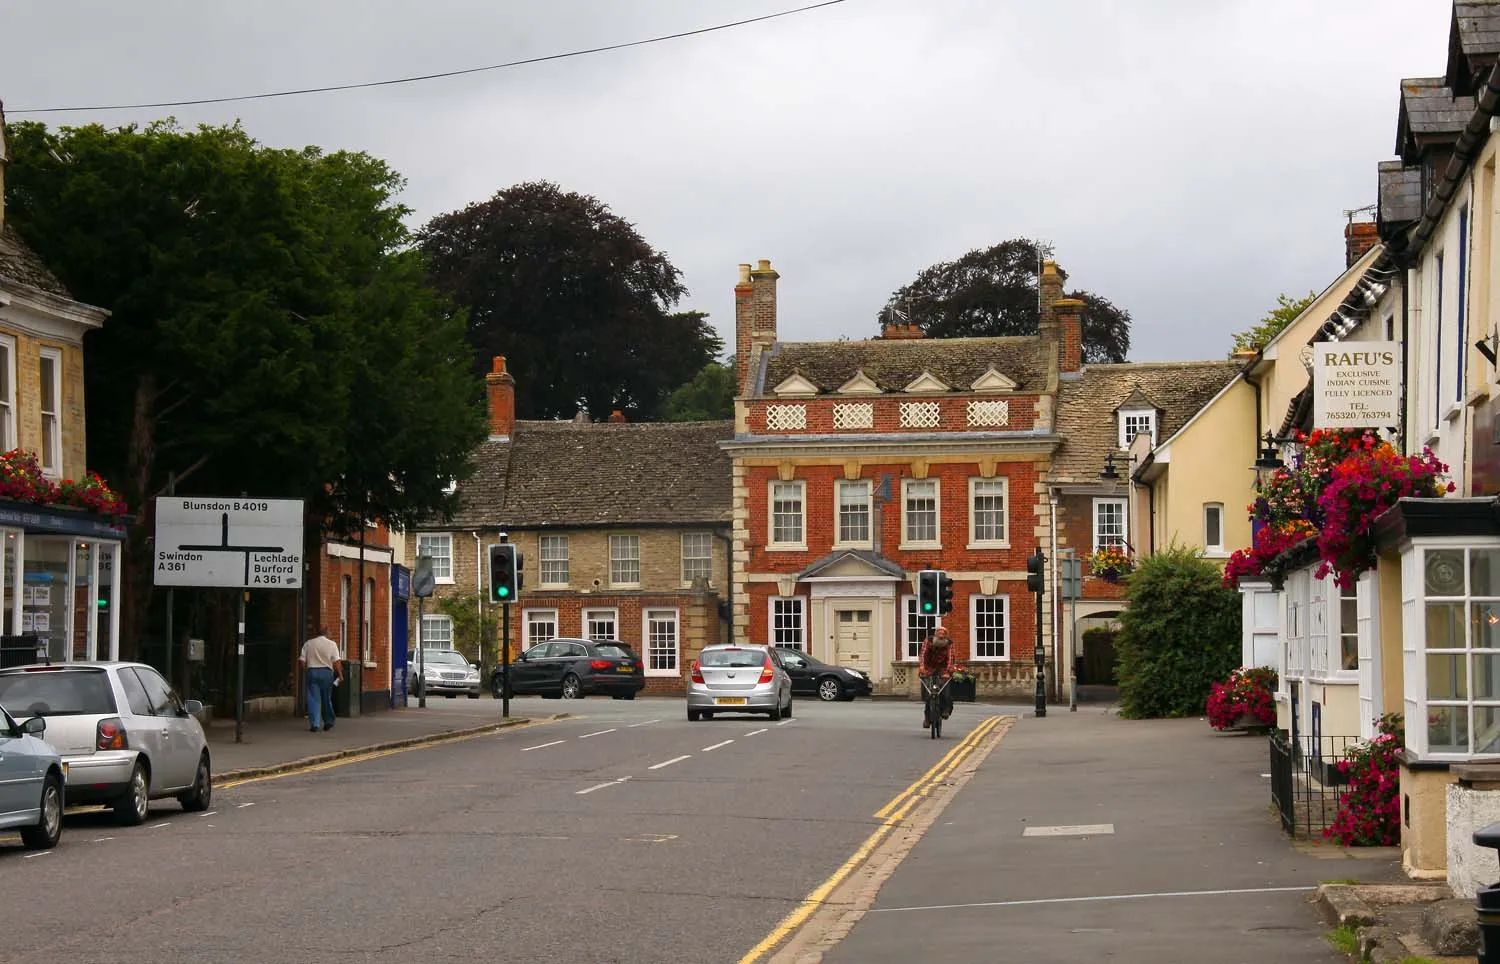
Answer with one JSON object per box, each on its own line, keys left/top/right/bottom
{"left": 299, "top": 625, "right": 343, "bottom": 732}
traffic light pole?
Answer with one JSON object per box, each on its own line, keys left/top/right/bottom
{"left": 501, "top": 601, "right": 511, "bottom": 719}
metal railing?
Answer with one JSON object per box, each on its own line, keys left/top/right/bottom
{"left": 1268, "top": 730, "right": 1359, "bottom": 838}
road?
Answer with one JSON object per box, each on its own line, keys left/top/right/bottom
{"left": 0, "top": 697, "right": 1003, "bottom": 964}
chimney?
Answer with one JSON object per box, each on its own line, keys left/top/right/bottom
{"left": 735, "top": 259, "right": 779, "bottom": 396}
{"left": 1345, "top": 220, "right": 1378, "bottom": 268}
{"left": 607, "top": 409, "right": 627, "bottom": 423}
{"left": 485, "top": 355, "right": 516, "bottom": 439}
{"left": 881, "top": 323, "right": 924, "bottom": 340}
{"left": 1038, "top": 259, "right": 1063, "bottom": 343}
{"left": 1054, "top": 298, "right": 1084, "bottom": 373}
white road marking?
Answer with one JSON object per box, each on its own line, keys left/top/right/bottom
{"left": 150, "top": 822, "right": 170, "bottom": 829}
{"left": 237, "top": 802, "right": 256, "bottom": 809}
{"left": 21, "top": 851, "right": 49, "bottom": 859}
{"left": 91, "top": 836, "right": 114, "bottom": 843}
{"left": 1260, "top": 773, "right": 1271, "bottom": 778}
{"left": 702, "top": 739, "right": 734, "bottom": 752}
{"left": 199, "top": 811, "right": 217, "bottom": 818}
{"left": 578, "top": 729, "right": 617, "bottom": 739}
{"left": 522, "top": 740, "right": 566, "bottom": 752}
{"left": 744, "top": 728, "right": 768, "bottom": 737}
{"left": 627, "top": 720, "right": 660, "bottom": 728}
{"left": 776, "top": 720, "right": 794, "bottom": 726}
{"left": 1022, "top": 824, "right": 1115, "bottom": 837}
{"left": 868, "top": 885, "right": 1318, "bottom": 914}
{"left": 576, "top": 775, "right": 632, "bottom": 795}
{"left": 648, "top": 755, "right": 691, "bottom": 770}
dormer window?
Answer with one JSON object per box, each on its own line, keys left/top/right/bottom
{"left": 1119, "top": 410, "right": 1156, "bottom": 448}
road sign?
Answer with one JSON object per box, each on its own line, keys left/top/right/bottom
{"left": 153, "top": 497, "right": 305, "bottom": 588}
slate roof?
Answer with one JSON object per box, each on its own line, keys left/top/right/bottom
{"left": 1397, "top": 77, "right": 1476, "bottom": 154}
{"left": 1456, "top": 2, "right": 1500, "bottom": 60}
{"left": 758, "top": 336, "right": 1048, "bottom": 395}
{"left": 1052, "top": 361, "right": 1241, "bottom": 480}
{"left": 441, "top": 419, "right": 735, "bottom": 530}
{"left": 1378, "top": 160, "right": 1424, "bottom": 226}
{"left": 0, "top": 224, "right": 69, "bottom": 297}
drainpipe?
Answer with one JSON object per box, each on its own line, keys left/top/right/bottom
{"left": 1049, "top": 488, "right": 1061, "bottom": 702}
{"left": 1399, "top": 271, "right": 1412, "bottom": 455}
{"left": 472, "top": 532, "right": 483, "bottom": 668}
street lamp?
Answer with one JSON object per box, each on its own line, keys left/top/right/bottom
{"left": 1254, "top": 432, "right": 1285, "bottom": 474}
{"left": 1099, "top": 452, "right": 1121, "bottom": 482}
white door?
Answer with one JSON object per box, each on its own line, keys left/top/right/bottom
{"left": 834, "top": 610, "right": 872, "bottom": 671}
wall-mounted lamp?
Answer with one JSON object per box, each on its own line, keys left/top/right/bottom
{"left": 1253, "top": 431, "right": 1285, "bottom": 474}
{"left": 1099, "top": 452, "right": 1121, "bottom": 482}
{"left": 1477, "top": 334, "right": 1498, "bottom": 367}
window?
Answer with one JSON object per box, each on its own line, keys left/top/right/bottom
{"left": 539, "top": 535, "right": 569, "bottom": 587}
{"left": 339, "top": 575, "right": 351, "bottom": 657}
{"left": 134, "top": 667, "right": 180, "bottom": 716}
{"left": 969, "top": 478, "right": 1009, "bottom": 546}
{"left": 903, "top": 597, "right": 937, "bottom": 661}
{"left": 363, "top": 578, "right": 374, "bottom": 661}
{"left": 1338, "top": 583, "right": 1358, "bottom": 673}
{"left": 837, "top": 481, "right": 872, "bottom": 545}
{"left": 644, "top": 608, "right": 679, "bottom": 676}
{"left": 0, "top": 336, "right": 14, "bottom": 451}
{"left": 971, "top": 596, "right": 1009, "bottom": 660}
{"left": 118, "top": 668, "right": 153, "bottom": 716}
{"left": 524, "top": 609, "right": 558, "bottom": 645}
{"left": 1418, "top": 547, "right": 1500, "bottom": 756}
{"left": 415, "top": 534, "right": 453, "bottom": 583}
{"left": 1118, "top": 410, "right": 1155, "bottom": 448}
{"left": 902, "top": 479, "right": 939, "bottom": 546}
{"left": 681, "top": 532, "right": 713, "bottom": 584}
{"left": 1458, "top": 204, "right": 1469, "bottom": 404}
{"left": 38, "top": 348, "right": 61, "bottom": 475}
{"left": 584, "top": 608, "right": 617, "bottom": 641}
{"left": 770, "top": 481, "right": 805, "bottom": 547}
{"left": 1203, "top": 503, "right": 1224, "bottom": 553}
{"left": 420, "top": 614, "right": 453, "bottom": 649}
{"left": 609, "top": 535, "right": 640, "bottom": 586}
{"left": 1093, "top": 498, "right": 1127, "bottom": 551}
{"left": 771, "top": 597, "right": 806, "bottom": 650}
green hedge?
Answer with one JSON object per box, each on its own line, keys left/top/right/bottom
{"left": 1116, "top": 546, "right": 1241, "bottom": 719}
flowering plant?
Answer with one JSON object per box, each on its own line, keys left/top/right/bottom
{"left": 1252, "top": 429, "right": 1370, "bottom": 530}
{"left": 1314, "top": 445, "right": 1452, "bottom": 588}
{"left": 1324, "top": 713, "right": 1404, "bottom": 847}
{"left": 1205, "top": 666, "right": 1277, "bottom": 729}
{"left": 55, "top": 473, "right": 128, "bottom": 520}
{"left": 1222, "top": 520, "right": 1317, "bottom": 589}
{"left": 950, "top": 666, "right": 976, "bottom": 683}
{"left": 1088, "top": 546, "right": 1133, "bottom": 583}
{"left": 0, "top": 449, "right": 55, "bottom": 504}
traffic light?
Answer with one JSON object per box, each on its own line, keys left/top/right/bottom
{"left": 488, "top": 543, "right": 519, "bottom": 603}
{"left": 937, "top": 572, "right": 955, "bottom": 615}
{"left": 1026, "top": 549, "right": 1046, "bottom": 593}
{"left": 917, "top": 569, "right": 941, "bottom": 616}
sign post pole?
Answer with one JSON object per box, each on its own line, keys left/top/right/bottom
{"left": 501, "top": 602, "right": 511, "bottom": 719}
{"left": 236, "top": 590, "right": 247, "bottom": 744}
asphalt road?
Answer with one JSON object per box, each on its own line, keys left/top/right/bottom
{"left": 0, "top": 696, "right": 999, "bottom": 964}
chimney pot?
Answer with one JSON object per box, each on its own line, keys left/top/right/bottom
{"left": 608, "top": 409, "right": 627, "bottom": 423}
{"left": 757, "top": 259, "right": 772, "bottom": 272}
{"left": 492, "top": 355, "right": 507, "bottom": 374}
{"left": 738, "top": 263, "right": 752, "bottom": 285}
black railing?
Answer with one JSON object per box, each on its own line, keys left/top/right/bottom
{"left": 1268, "top": 730, "right": 1359, "bottom": 838}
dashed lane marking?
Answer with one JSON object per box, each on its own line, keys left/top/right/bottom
{"left": 522, "top": 740, "right": 566, "bottom": 752}
{"left": 1023, "top": 824, "right": 1115, "bottom": 837}
{"left": 648, "top": 755, "right": 691, "bottom": 771}
{"left": 199, "top": 811, "right": 216, "bottom": 818}
{"left": 578, "top": 729, "right": 617, "bottom": 739}
{"left": 237, "top": 802, "right": 255, "bottom": 809}
{"left": 21, "top": 851, "right": 49, "bottom": 859}
{"left": 775, "top": 720, "right": 794, "bottom": 726}
{"left": 702, "top": 740, "right": 734, "bottom": 752}
{"left": 150, "top": 823, "right": 169, "bottom": 830}
{"left": 627, "top": 720, "right": 661, "bottom": 728}
{"left": 744, "top": 728, "right": 768, "bottom": 737}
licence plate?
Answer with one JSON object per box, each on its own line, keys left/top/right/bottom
{"left": 715, "top": 697, "right": 747, "bottom": 705}
{"left": 618, "top": 666, "right": 634, "bottom": 672}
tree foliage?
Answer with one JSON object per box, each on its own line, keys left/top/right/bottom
{"left": 877, "top": 239, "right": 1132, "bottom": 363}
{"left": 1230, "top": 290, "right": 1317, "bottom": 355}
{"left": 418, "top": 181, "right": 721, "bottom": 421}
{"left": 434, "top": 593, "right": 498, "bottom": 667}
{"left": 662, "top": 358, "right": 734, "bottom": 422}
{"left": 1115, "top": 546, "right": 1242, "bottom": 719}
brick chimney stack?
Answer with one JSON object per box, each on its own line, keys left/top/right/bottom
{"left": 1054, "top": 298, "right": 1084, "bottom": 373}
{"left": 1345, "top": 220, "right": 1378, "bottom": 268}
{"left": 880, "top": 323, "right": 923, "bottom": 339}
{"left": 607, "top": 409, "right": 627, "bottom": 423}
{"left": 734, "top": 259, "right": 779, "bottom": 396}
{"left": 1038, "top": 260, "right": 1063, "bottom": 342}
{"left": 485, "top": 355, "right": 516, "bottom": 439}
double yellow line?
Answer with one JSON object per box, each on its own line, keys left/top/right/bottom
{"left": 736, "top": 714, "right": 1005, "bottom": 964}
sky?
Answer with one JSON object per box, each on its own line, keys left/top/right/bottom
{"left": 0, "top": 0, "right": 1454, "bottom": 363}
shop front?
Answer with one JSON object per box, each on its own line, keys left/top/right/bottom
{"left": 0, "top": 501, "right": 125, "bottom": 664}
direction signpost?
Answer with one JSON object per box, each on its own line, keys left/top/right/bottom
{"left": 153, "top": 497, "right": 305, "bottom": 743}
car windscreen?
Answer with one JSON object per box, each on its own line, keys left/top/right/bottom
{"left": 699, "top": 649, "right": 766, "bottom": 669}
{"left": 594, "top": 644, "right": 633, "bottom": 660}
{"left": 0, "top": 669, "right": 117, "bottom": 716}
{"left": 423, "top": 652, "right": 467, "bottom": 665}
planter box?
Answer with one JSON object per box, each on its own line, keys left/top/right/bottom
{"left": 950, "top": 678, "right": 977, "bottom": 702}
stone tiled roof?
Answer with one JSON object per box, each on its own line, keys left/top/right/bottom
{"left": 1397, "top": 77, "right": 1476, "bottom": 153}
{"left": 1456, "top": 2, "right": 1500, "bottom": 59}
{"left": 1052, "top": 361, "right": 1240, "bottom": 480}
{"left": 759, "top": 336, "right": 1048, "bottom": 395}
{"left": 0, "top": 224, "right": 69, "bottom": 297}
{"left": 443, "top": 419, "right": 734, "bottom": 530}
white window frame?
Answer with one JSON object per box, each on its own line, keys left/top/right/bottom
{"left": 642, "top": 607, "right": 680, "bottom": 677}
{"left": 538, "top": 535, "right": 569, "bottom": 588}
{"left": 363, "top": 578, "right": 374, "bottom": 662}
{"left": 38, "top": 347, "right": 61, "bottom": 477}
{"left": 1092, "top": 498, "right": 1127, "bottom": 551}
{"left": 1118, "top": 409, "right": 1156, "bottom": 448}
{"left": 681, "top": 531, "right": 713, "bottom": 585}
{"left": 970, "top": 595, "right": 1010, "bottom": 661}
{"left": 768, "top": 480, "right": 807, "bottom": 550}
{"left": 609, "top": 534, "right": 641, "bottom": 588}
{"left": 835, "top": 480, "right": 873, "bottom": 548}
{"left": 420, "top": 613, "right": 453, "bottom": 649}
{"left": 583, "top": 607, "right": 618, "bottom": 642}
{"left": 900, "top": 478, "right": 940, "bottom": 549}
{"left": 1335, "top": 581, "right": 1359, "bottom": 678}
{"left": 1203, "top": 503, "right": 1225, "bottom": 556}
{"left": 339, "top": 575, "right": 351, "bottom": 658}
{"left": 523, "top": 608, "right": 559, "bottom": 646}
{"left": 902, "top": 595, "right": 937, "bottom": 661}
{"left": 416, "top": 533, "right": 454, "bottom": 584}
{"left": 0, "top": 335, "right": 15, "bottom": 452}
{"left": 770, "top": 596, "right": 808, "bottom": 651}
{"left": 968, "top": 477, "right": 1010, "bottom": 549}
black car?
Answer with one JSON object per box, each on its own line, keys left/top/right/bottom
{"left": 776, "top": 649, "right": 873, "bottom": 701}
{"left": 491, "top": 639, "right": 646, "bottom": 700}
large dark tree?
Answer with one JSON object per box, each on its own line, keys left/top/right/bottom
{"left": 417, "top": 181, "right": 720, "bottom": 420}
{"left": 878, "top": 239, "right": 1132, "bottom": 363}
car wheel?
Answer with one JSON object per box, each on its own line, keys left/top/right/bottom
{"left": 688, "top": 708, "right": 701, "bottom": 722}
{"left": 179, "top": 753, "right": 213, "bottom": 812}
{"left": 467, "top": 691, "right": 480, "bottom": 699}
{"left": 817, "top": 677, "right": 844, "bottom": 702}
{"left": 444, "top": 693, "right": 456, "bottom": 699}
{"left": 769, "top": 700, "right": 782, "bottom": 721}
{"left": 783, "top": 696, "right": 793, "bottom": 720}
{"left": 21, "top": 771, "right": 63, "bottom": 850}
{"left": 114, "top": 760, "right": 150, "bottom": 826}
{"left": 621, "top": 692, "right": 636, "bottom": 700}
{"left": 561, "top": 674, "right": 583, "bottom": 700}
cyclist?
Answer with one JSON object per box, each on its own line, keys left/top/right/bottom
{"left": 918, "top": 624, "right": 957, "bottom": 728}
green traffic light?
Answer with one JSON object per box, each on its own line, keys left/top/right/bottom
{"left": 497, "top": 587, "right": 510, "bottom": 599}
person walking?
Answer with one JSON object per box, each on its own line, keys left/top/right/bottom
{"left": 300, "top": 625, "right": 343, "bottom": 733}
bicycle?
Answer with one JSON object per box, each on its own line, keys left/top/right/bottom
{"left": 919, "top": 674, "right": 951, "bottom": 739}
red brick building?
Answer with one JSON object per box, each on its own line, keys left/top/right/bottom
{"left": 308, "top": 521, "right": 397, "bottom": 712}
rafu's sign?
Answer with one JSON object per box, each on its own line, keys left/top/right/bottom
{"left": 1312, "top": 342, "right": 1401, "bottom": 430}
{"left": 153, "top": 497, "right": 305, "bottom": 589}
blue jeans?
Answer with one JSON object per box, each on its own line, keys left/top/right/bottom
{"left": 306, "top": 667, "right": 335, "bottom": 730}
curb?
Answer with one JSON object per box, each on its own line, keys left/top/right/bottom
{"left": 1317, "top": 884, "right": 1378, "bottom": 928}
{"left": 217, "top": 713, "right": 569, "bottom": 783}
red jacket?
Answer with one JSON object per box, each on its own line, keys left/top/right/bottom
{"left": 918, "top": 640, "right": 956, "bottom": 676}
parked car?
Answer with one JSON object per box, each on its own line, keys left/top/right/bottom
{"left": 0, "top": 662, "right": 211, "bottom": 826}
{"left": 776, "top": 650, "right": 873, "bottom": 701}
{"left": 687, "top": 644, "right": 793, "bottom": 721}
{"left": 492, "top": 639, "right": 645, "bottom": 700}
{"left": 0, "top": 702, "right": 64, "bottom": 850}
{"left": 412, "top": 650, "right": 482, "bottom": 698}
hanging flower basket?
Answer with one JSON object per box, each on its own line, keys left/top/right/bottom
{"left": 55, "top": 473, "right": 128, "bottom": 521}
{"left": 1088, "top": 546, "right": 1133, "bottom": 583}
{"left": 1206, "top": 666, "right": 1277, "bottom": 731}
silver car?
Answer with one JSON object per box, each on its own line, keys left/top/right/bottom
{"left": 0, "top": 662, "right": 212, "bottom": 826}
{"left": 0, "top": 702, "right": 64, "bottom": 850}
{"left": 412, "top": 649, "right": 482, "bottom": 698}
{"left": 686, "top": 644, "right": 793, "bottom": 721}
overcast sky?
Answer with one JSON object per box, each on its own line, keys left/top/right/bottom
{"left": 0, "top": 0, "right": 1453, "bottom": 362}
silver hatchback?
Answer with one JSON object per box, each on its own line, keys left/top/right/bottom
{"left": 0, "top": 662, "right": 212, "bottom": 826}
{"left": 686, "top": 644, "right": 793, "bottom": 721}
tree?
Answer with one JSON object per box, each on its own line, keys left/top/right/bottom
{"left": 662, "top": 357, "right": 734, "bottom": 421}
{"left": 417, "top": 181, "right": 721, "bottom": 421}
{"left": 5, "top": 119, "right": 486, "bottom": 655}
{"left": 434, "top": 593, "right": 498, "bottom": 667}
{"left": 877, "top": 239, "right": 1132, "bottom": 363}
{"left": 1230, "top": 291, "right": 1317, "bottom": 355}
